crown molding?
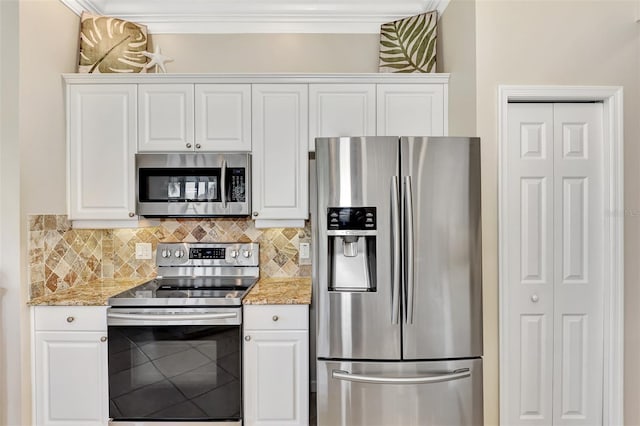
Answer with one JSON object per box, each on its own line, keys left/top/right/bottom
{"left": 59, "top": 0, "right": 449, "bottom": 33}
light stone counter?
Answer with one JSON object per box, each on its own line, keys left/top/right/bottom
{"left": 28, "top": 278, "right": 151, "bottom": 306}
{"left": 28, "top": 276, "right": 311, "bottom": 306}
{"left": 242, "top": 277, "right": 311, "bottom": 305}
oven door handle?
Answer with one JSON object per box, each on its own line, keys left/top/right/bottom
{"left": 107, "top": 311, "right": 239, "bottom": 325}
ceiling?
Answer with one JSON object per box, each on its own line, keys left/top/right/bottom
{"left": 60, "top": 0, "right": 449, "bottom": 33}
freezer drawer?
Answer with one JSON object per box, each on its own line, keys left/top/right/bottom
{"left": 317, "top": 358, "right": 482, "bottom": 426}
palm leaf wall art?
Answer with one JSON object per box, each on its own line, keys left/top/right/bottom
{"left": 379, "top": 11, "right": 437, "bottom": 73}
{"left": 78, "top": 12, "right": 148, "bottom": 73}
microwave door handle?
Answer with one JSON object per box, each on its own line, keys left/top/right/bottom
{"left": 221, "top": 159, "right": 227, "bottom": 208}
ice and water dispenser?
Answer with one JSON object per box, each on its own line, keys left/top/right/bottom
{"left": 326, "top": 207, "right": 377, "bottom": 292}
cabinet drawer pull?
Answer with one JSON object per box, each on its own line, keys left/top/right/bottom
{"left": 100, "top": 336, "right": 107, "bottom": 342}
{"left": 245, "top": 335, "right": 251, "bottom": 341}
{"left": 272, "top": 315, "right": 279, "bottom": 322}
{"left": 66, "top": 316, "right": 75, "bottom": 323}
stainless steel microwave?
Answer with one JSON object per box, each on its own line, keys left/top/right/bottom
{"left": 136, "top": 153, "right": 251, "bottom": 217}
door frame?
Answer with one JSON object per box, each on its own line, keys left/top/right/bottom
{"left": 498, "top": 85, "right": 624, "bottom": 425}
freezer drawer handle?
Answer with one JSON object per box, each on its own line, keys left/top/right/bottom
{"left": 331, "top": 368, "right": 471, "bottom": 385}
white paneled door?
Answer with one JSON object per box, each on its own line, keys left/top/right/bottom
{"left": 505, "top": 103, "right": 603, "bottom": 425}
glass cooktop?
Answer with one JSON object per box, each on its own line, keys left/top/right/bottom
{"left": 108, "top": 276, "right": 258, "bottom": 307}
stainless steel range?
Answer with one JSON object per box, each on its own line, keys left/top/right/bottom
{"left": 107, "top": 242, "right": 258, "bottom": 426}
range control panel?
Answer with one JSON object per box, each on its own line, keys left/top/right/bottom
{"left": 156, "top": 242, "right": 259, "bottom": 267}
{"left": 327, "top": 207, "right": 376, "bottom": 231}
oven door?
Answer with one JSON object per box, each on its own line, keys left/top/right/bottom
{"left": 136, "top": 152, "right": 251, "bottom": 217}
{"left": 107, "top": 307, "right": 242, "bottom": 425}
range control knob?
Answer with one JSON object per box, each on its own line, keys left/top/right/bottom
{"left": 174, "top": 249, "right": 185, "bottom": 258}
{"left": 161, "top": 249, "right": 171, "bottom": 258}
{"left": 242, "top": 250, "right": 252, "bottom": 258}
{"left": 230, "top": 250, "right": 239, "bottom": 259}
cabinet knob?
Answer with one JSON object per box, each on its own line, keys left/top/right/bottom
{"left": 128, "top": 212, "right": 135, "bottom": 218}
{"left": 253, "top": 212, "right": 259, "bottom": 217}
{"left": 100, "top": 336, "right": 107, "bottom": 342}
{"left": 244, "top": 335, "right": 251, "bottom": 341}
{"left": 186, "top": 143, "right": 193, "bottom": 149}
{"left": 272, "top": 315, "right": 279, "bottom": 322}
{"left": 531, "top": 294, "right": 539, "bottom": 303}
{"left": 66, "top": 316, "right": 75, "bottom": 323}
{"left": 195, "top": 143, "right": 202, "bottom": 149}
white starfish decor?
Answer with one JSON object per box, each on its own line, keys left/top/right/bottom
{"left": 141, "top": 45, "right": 174, "bottom": 73}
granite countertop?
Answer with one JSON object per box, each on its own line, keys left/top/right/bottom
{"left": 28, "top": 276, "right": 312, "bottom": 306}
{"left": 28, "top": 278, "right": 150, "bottom": 306}
{"left": 243, "top": 277, "right": 312, "bottom": 305}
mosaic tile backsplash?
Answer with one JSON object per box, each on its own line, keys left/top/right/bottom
{"left": 28, "top": 215, "right": 312, "bottom": 298}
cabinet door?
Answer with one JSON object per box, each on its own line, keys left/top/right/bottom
{"left": 34, "top": 331, "right": 108, "bottom": 426}
{"left": 195, "top": 84, "right": 251, "bottom": 151}
{"left": 68, "top": 85, "right": 137, "bottom": 221}
{"left": 138, "top": 84, "right": 195, "bottom": 151}
{"left": 308, "top": 84, "right": 376, "bottom": 151}
{"left": 244, "top": 330, "right": 309, "bottom": 426}
{"left": 377, "top": 84, "right": 445, "bottom": 136}
{"left": 252, "top": 85, "right": 309, "bottom": 220}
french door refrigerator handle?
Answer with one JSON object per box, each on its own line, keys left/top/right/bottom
{"left": 221, "top": 159, "right": 228, "bottom": 208}
{"left": 404, "top": 176, "right": 415, "bottom": 324}
{"left": 391, "top": 176, "right": 401, "bottom": 325}
{"left": 332, "top": 368, "right": 471, "bottom": 385}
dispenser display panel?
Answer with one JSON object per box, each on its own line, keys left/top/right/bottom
{"left": 327, "top": 207, "right": 376, "bottom": 230}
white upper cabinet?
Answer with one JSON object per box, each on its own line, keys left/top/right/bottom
{"left": 195, "top": 84, "right": 252, "bottom": 151}
{"left": 252, "top": 84, "right": 309, "bottom": 223}
{"left": 138, "top": 83, "right": 251, "bottom": 152}
{"left": 308, "top": 84, "right": 376, "bottom": 151}
{"left": 64, "top": 74, "right": 448, "bottom": 226}
{"left": 377, "top": 83, "right": 445, "bottom": 136}
{"left": 67, "top": 84, "right": 137, "bottom": 227}
{"left": 138, "top": 84, "right": 195, "bottom": 151}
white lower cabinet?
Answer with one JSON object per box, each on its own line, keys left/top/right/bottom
{"left": 33, "top": 306, "right": 108, "bottom": 426}
{"left": 243, "top": 305, "right": 309, "bottom": 426}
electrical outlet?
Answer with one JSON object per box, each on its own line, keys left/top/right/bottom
{"left": 135, "top": 243, "right": 152, "bottom": 260}
{"left": 299, "top": 240, "right": 312, "bottom": 265}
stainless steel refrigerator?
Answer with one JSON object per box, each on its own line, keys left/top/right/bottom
{"left": 315, "top": 136, "right": 483, "bottom": 426}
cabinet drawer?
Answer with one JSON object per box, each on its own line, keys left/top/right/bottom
{"left": 244, "top": 305, "right": 308, "bottom": 330}
{"left": 34, "top": 306, "right": 108, "bottom": 331}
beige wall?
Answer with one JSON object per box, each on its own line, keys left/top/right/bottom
{"left": 20, "top": 0, "right": 77, "bottom": 216}
{"left": 1, "top": 1, "right": 25, "bottom": 424}
{"left": 439, "top": 0, "right": 476, "bottom": 136}
{"left": 150, "top": 34, "right": 380, "bottom": 73}
{"left": 475, "top": 1, "right": 639, "bottom": 424}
